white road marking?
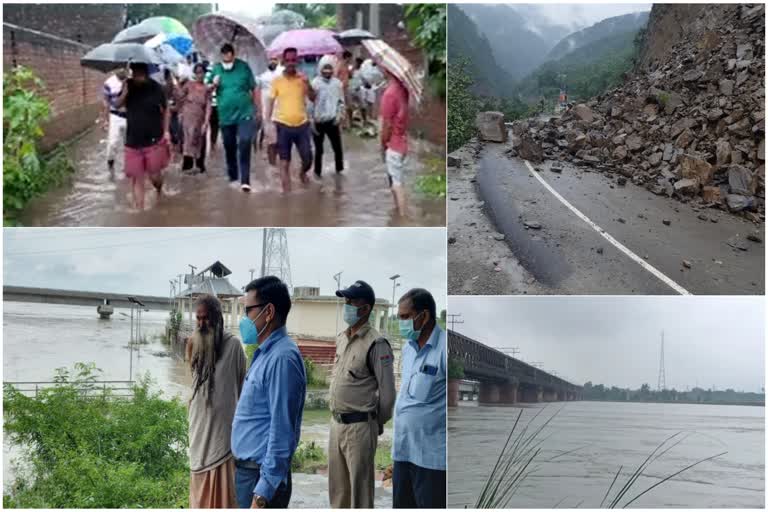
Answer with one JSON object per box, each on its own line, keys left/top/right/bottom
{"left": 523, "top": 160, "right": 692, "bottom": 295}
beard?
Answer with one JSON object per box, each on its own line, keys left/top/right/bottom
{"left": 189, "top": 328, "right": 217, "bottom": 385}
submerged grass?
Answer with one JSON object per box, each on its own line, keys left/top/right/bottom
{"left": 476, "top": 406, "right": 727, "bottom": 509}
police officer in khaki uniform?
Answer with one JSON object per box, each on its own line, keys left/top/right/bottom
{"left": 328, "top": 280, "right": 396, "bottom": 509}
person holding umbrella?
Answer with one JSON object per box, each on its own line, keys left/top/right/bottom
{"left": 209, "top": 43, "right": 257, "bottom": 192}
{"left": 264, "top": 47, "right": 315, "bottom": 193}
{"left": 114, "top": 62, "right": 171, "bottom": 210}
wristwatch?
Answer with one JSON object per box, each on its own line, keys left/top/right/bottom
{"left": 253, "top": 495, "right": 267, "bottom": 508}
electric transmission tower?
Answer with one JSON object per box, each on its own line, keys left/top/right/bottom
{"left": 260, "top": 228, "right": 292, "bottom": 290}
{"left": 657, "top": 331, "right": 666, "bottom": 391}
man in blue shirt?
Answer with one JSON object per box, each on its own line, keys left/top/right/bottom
{"left": 392, "top": 288, "right": 447, "bottom": 508}
{"left": 231, "top": 276, "right": 306, "bottom": 509}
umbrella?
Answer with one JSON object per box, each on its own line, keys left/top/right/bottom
{"left": 81, "top": 42, "right": 162, "bottom": 73}
{"left": 362, "top": 39, "right": 423, "bottom": 105}
{"left": 113, "top": 16, "right": 190, "bottom": 44}
{"left": 145, "top": 32, "right": 194, "bottom": 57}
{"left": 193, "top": 11, "right": 268, "bottom": 76}
{"left": 267, "top": 28, "right": 342, "bottom": 59}
{"left": 334, "top": 28, "right": 376, "bottom": 46}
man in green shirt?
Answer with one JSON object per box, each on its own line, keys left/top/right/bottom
{"left": 210, "top": 43, "right": 258, "bottom": 192}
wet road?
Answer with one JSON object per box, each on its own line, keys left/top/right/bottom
{"left": 448, "top": 401, "right": 764, "bottom": 508}
{"left": 2, "top": 301, "right": 392, "bottom": 508}
{"left": 19, "top": 128, "right": 445, "bottom": 227}
{"left": 449, "top": 142, "right": 764, "bottom": 295}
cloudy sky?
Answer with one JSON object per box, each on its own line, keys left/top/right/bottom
{"left": 514, "top": 3, "right": 651, "bottom": 31}
{"left": 3, "top": 228, "right": 446, "bottom": 311}
{"left": 449, "top": 296, "right": 765, "bottom": 393}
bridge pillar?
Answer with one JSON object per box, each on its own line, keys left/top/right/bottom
{"left": 537, "top": 387, "right": 544, "bottom": 403}
{"left": 499, "top": 382, "right": 518, "bottom": 404}
{"left": 519, "top": 386, "right": 538, "bottom": 403}
{"left": 479, "top": 382, "right": 501, "bottom": 404}
{"left": 448, "top": 379, "right": 460, "bottom": 407}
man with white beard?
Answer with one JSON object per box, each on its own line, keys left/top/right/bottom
{"left": 186, "top": 294, "right": 247, "bottom": 508}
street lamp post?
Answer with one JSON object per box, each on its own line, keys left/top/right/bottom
{"left": 333, "top": 271, "right": 343, "bottom": 336}
{"left": 389, "top": 274, "right": 401, "bottom": 336}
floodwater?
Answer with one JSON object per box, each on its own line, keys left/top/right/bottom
{"left": 3, "top": 301, "right": 392, "bottom": 508}
{"left": 19, "top": 128, "right": 445, "bottom": 227}
{"left": 448, "top": 401, "right": 764, "bottom": 508}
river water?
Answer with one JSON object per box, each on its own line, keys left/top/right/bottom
{"left": 3, "top": 301, "right": 392, "bottom": 507}
{"left": 19, "top": 128, "right": 445, "bottom": 228}
{"left": 448, "top": 401, "right": 764, "bottom": 508}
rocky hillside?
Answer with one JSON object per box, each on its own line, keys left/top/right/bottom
{"left": 508, "top": 4, "right": 765, "bottom": 219}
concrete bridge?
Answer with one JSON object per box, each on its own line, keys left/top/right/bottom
{"left": 3, "top": 285, "right": 171, "bottom": 310}
{"left": 448, "top": 330, "right": 583, "bottom": 406}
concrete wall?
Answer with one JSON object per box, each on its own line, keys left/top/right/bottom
{"left": 3, "top": 5, "right": 124, "bottom": 151}
{"left": 337, "top": 4, "right": 446, "bottom": 148}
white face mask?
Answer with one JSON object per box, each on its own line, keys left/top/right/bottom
{"left": 222, "top": 62, "right": 234, "bottom": 71}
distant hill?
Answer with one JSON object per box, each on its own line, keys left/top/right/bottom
{"left": 516, "top": 29, "right": 642, "bottom": 102}
{"left": 457, "top": 4, "right": 574, "bottom": 80}
{"left": 447, "top": 4, "right": 513, "bottom": 97}
{"left": 546, "top": 11, "right": 650, "bottom": 61}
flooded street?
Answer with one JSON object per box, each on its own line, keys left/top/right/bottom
{"left": 19, "top": 128, "right": 444, "bottom": 227}
{"left": 448, "top": 401, "right": 764, "bottom": 508}
{"left": 3, "top": 301, "right": 392, "bottom": 507}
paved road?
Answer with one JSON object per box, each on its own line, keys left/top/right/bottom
{"left": 19, "top": 128, "right": 445, "bottom": 227}
{"left": 449, "top": 142, "right": 764, "bottom": 295}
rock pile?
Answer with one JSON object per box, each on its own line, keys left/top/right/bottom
{"left": 508, "top": 4, "right": 765, "bottom": 219}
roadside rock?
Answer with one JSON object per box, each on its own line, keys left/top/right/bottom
{"left": 518, "top": 135, "right": 543, "bottom": 163}
{"left": 476, "top": 111, "right": 507, "bottom": 143}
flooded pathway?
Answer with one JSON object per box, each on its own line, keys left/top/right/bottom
{"left": 20, "top": 128, "right": 445, "bottom": 227}
{"left": 3, "top": 301, "right": 392, "bottom": 507}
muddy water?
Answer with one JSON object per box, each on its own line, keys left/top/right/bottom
{"left": 3, "top": 301, "right": 392, "bottom": 507}
{"left": 19, "top": 129, "right": 444, "bottom": 227}
{"left": 448, "top": 401, "right": 764, "bottom": 508}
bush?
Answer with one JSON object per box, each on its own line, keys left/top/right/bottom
{"left": 448, "top": 357, "right": 465, "bottom": 380}
{"left": 3, "top": 66, "right": 74, "bottom": 225}
{"left": 404, "top": 3, "right": 446, "bottom": 99}
{"left": 3, "top": 363, "right": 189, "bottom": 508}
{"left": 291, "top": 441, "right": 326, "bottom": 473}
{"left": 304, "top": 357, "right": 327, "bottom": 388}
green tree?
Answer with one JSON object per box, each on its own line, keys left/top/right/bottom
{"left": 125, "top": 4, "right": 212, "bottom": 30}
{"left": 447, "top": 58, "right": 478, "bottom": 152}
{"left": 273, "top": 4, "right": 336, "bottom": 28}
{"left": 404, "top": 3, "right": 446, "bottom": 99}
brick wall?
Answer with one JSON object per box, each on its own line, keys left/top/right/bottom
{"left": 3, "top": 24, "right": 108, "bottom": 151}
{"left": 337, "top": 4, "right": 446, "bottom": 149}
{"left": 3, "top": 4, "right": 125, "bottom": 47}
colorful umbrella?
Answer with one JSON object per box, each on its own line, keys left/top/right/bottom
{"left": 362, "top": 39, "right": 423, "bottom": 105}
{"left": 113, "top": 16, "right": 190, "bottom": 44}
{"left": 145, "top": 32, "right": 194, "bottom": 57}
{"left": 267, "top": 29, "right": 342, "bottom": 59}
{"left": 193, "top": 11, "right": 268, "bottom": 75}
{"left": 81, "top": 42, "right": 162, "bottom": 73}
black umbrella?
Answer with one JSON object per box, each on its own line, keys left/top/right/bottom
{"left": 333, "top": 28, "right": 377, "bottom": 46}
{"left": 81, "top": 43, "right": 162, "bottom": 73}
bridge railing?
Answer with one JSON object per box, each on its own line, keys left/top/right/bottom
{"left": 3, "top": 380, "right": 136, "bottom": 399}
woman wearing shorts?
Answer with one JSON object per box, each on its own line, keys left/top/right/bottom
{"left": 115, "top": 62, "right": 171, "bottom": 210}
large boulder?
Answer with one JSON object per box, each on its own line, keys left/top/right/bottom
{"left": 572, "top": 104, "right": 595, "bottom": 123}
{"left": 475, "top": 111, "right": 507, "bottom": 143}
{"left": 680, "top": 154, "right": 714, "bottom": 185}
{"left": 728, "top": 165, "right": 756, "bottom": 195}
{"left": 518, "top": 135, "right": 543, "bottom": 163}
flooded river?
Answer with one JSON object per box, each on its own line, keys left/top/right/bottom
{"left": 448, "top": 401, "right": 764, "bottom": 508}
{"left": 19, "top": 129, "right": 444, "bottom": 227}
{"left": 3, "top": 301, "right": 392, "bottom": 507}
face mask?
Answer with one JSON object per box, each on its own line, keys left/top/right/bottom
{"left": 268, "top": 63, "right": 277, "bottom": 71}
{"left": 239, "top": 307, "right": 267, "bottom": 345}
{"left": 222, "top": 62, "right": 234, "bottom": 71}
{"left": 399, "top": 312, "right": 425, "bottom": 341}
{"left": 343, "top": 304, "right": 364, "bottom": 326}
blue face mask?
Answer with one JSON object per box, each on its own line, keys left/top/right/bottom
{"left": 399, "top": 312, "right": 425, "bottom": 341}
{"left": 239, "top": 307, "right": 267, "bottom": 345}
{"left": 343, "top": 304, "right": 364, "bottom": 326}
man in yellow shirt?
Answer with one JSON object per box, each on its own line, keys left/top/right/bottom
{"left": 265, "top": 47, "right": 315, "bottom": 193}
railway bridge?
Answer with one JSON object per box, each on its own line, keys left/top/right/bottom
{"left": 448, "top": 330, "right": 583, "bottom": 406}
